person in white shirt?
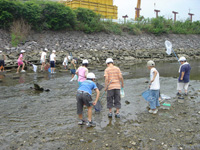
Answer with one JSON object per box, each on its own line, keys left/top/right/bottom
{"left": 147, "top": 60, "right": 160, "bottom": 114}
{"left": 50, "top": 50, "right": 56, "bottom": 73}
{"left": 40, "top": 48, "right": 48, "bottom": 71}
{"left": 62, "top": 55, "right": 71, "bottom": 71}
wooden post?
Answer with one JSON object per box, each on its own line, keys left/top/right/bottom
{"left": 188, "top": 13, "right": 194, "bottom": 22}
{"left": 122, "top": 15, "right": 128, "bottom": 24}
{"left": 172, "top": 11, "right": 178, "bottom": 22}
{"left": 154, "top": 9, "right": 160, "bottom": 18}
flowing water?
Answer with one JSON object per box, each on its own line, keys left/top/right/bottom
{"left": 0, "top": 60, "right": 200, "bottom": 149}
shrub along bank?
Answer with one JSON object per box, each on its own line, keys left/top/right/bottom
{"left": 0, "top": 0, "right": 200, "bottom": 46}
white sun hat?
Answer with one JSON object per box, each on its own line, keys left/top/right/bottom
{"left": 178, "top": 56, "right": 186, "bottom": 62}
{"left": 106, "top": 58, "right": 114, "bottom": 64}
{"left": 82, "top": 59, "right": 89, "bottom": 64}
{"left": 21, "top": 50, "right": 26, "bottom": 53}
{"left": 87, "top": 72, "right": 96, "bottom": 79}
{"left": 52, "top": 50, "right": 56, "bottom": 53}
{"left": 147, "top": 60, "right": 155, "bottom": 67}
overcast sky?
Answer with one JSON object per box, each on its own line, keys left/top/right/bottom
{"left": 113, "top": 0, "right": 200, "bottom": 21}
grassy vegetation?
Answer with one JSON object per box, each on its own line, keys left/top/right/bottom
{"left": 0, "top": 0, "right": 200, "bottom": 39}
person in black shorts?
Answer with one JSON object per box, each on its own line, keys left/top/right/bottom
{"left": 76, "top": 73, "right": 100, "bottom": 127}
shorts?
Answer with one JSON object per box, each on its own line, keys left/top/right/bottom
{"left": 18, "top": 61, "right": 23, "bottom": 66}
{"left": 40, "top": 59, "right": 45, "bottom": 63}
{"left": 76, "top": 90, "right": 93, "bottom": 114}
{"left": 177, "top": 82, "right": 189, "bottom": 91}
{"left": 107, "top": 89, "right": 121, "bottom": 109}
{"left": 50, "top": 61, "right": 55, "bottom": 68}
{"left": 70, "top": 69, "right": 76, "bottom": 75}
{"left": 0, "top": 60, "right": 5, "bottom": 67}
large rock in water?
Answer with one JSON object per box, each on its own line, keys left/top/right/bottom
{"left": 34, "top": 84, "right": 44, "bottom": 91}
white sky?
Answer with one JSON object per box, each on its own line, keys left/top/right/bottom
{"left": 113, "top": 0, "right": 200, "bottom": 21}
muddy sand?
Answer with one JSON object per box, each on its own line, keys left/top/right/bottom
{"left": 0, "top": 62, "right": 200, "bottom": 150}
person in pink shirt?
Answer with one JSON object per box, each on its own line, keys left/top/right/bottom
{"left": 76, "top": 59, "right": 89, "bottom": 86}
{"left": 16, "top": 50, "right": 26, "bottom": 73}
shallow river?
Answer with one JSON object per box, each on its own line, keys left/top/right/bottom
{"left": 0, "top": 60, "right": 200, "bottom": 149}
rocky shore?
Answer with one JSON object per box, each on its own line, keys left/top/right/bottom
{"left": 0, "top": 29, "right": 200, "bottom": 69}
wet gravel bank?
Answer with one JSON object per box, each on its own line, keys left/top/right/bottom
{"left": 0, "top": 60, "right": 200, "bottom": 150}
{"left": 0, "top": 72, "right": 200, "bottom": 150}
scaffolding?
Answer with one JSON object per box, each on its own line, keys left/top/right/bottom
{"left": 61, "top": 0, "right": 118, "bottom": 19}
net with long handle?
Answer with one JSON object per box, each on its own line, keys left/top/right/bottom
{"left": 165, "top": 40, "right": 172, "bottom": 55}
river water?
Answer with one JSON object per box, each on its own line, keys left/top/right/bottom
{"left": 0, "top": 60, "right": 200, "bottom": 149}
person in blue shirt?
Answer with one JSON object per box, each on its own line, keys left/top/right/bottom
{"left": 76, "top": 72, "right": 100, "bottom": 127}
{"left": 177, "top": 56, "right": 191, "bottom": 96}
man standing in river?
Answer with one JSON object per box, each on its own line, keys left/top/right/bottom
{"left": 177, "top": 56, "right": 191, "bottom": 96}
{"left": 104, "top": 58, "right": 124, "bottom": 118}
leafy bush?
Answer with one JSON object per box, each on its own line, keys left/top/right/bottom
{"left": 0, "top": 0, "right": 22, "bottom": 29}
{"left": 0, "top": 0, "right": 200, "bottom": 35}
{"left": 101, "top": 20, "right": 122, "bottom": 35}
{"left": 21, "top": 1, "right": 42, "bottom": 30}
{"left": 40, "top": 1, "right": 76, "bottom": 30}
{"left": 75, "top": 8, "right": 102, "bottom": 33}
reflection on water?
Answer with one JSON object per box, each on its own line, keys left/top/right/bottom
{"left": 122, "top": 60, "right": 200, "bottom": 80}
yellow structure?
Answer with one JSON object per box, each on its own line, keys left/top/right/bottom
{"left": 61, "top": 0, "right": 118, "bottom": 19}
{"left": 135, "top": 0, "right": 141, "bottom": 20}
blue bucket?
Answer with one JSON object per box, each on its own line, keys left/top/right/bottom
{"left": 142, "top": 90, "right": 152, "bottom": 102}
{"left": 48, "top": 68, "right": 51, "bottom": 73}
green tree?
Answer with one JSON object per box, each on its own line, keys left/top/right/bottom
{"left": 0, "top": 0, "right": 22, "bottom": 29}
{"left": 75, "top": 8, "right": 102, "bottom": 33}
{"left": 40, "top": 1, "right": 76, "bottom": 30}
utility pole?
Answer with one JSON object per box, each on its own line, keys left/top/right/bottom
{"left": 154, "top": 9, "right": 160, "bottom": 18}
{"left": 172, "top": 11, "right": 178, "bottom": 22}
{"left": 135, "top": 8, "right": 141, "bottom": 20}
{"left": 188, "top": 13, "right": 194, "bottom": 22}
{"left": 122, "top": 15, "right": 128, "bottom": 24}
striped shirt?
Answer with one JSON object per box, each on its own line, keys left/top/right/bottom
{"left": 104, "top": 66, "right": 122, "bottom": 90}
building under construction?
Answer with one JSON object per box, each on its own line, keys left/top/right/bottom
{"left": 61, "top": 0, "right": 118, "bottom": 19}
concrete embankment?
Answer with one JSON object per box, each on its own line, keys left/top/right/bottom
{"left": 0, "top": 29, "right": 200, "bottom": 68}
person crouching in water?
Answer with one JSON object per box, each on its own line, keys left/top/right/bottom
{"left": 147, "top": 60, "right": 160, "bottom": 114}
{"left": 16, "top": 50, "right": 26, "bottom": 73}
{"left": 76, "top": 59, "right": 89, "bottom": 86}
{"left": 177, "top": 56, "right": 191, "bottom": 96}
{"left": 40, "top": 48, "right": 48, "bottom": 71}
{"left": 76, "top": 73, "right": 100, "bottom": 127}
{"left": 62, "top": 55, "right": 70, "bottom": 71}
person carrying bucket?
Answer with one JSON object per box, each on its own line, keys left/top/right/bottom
{"left": 76, "top": 59, "right": 89, "bottom": 86}
{"left": 104, "top": 58, "right": 124, "bottom": 118}
{"left": 176, "top": 56, "right": 191, "bottom": 96}
{"left": 40, "top": 48, "right": 48, "bottom": 71}
{"left": 16, "top": 50, "right": 26, "bottom": 73}
{"left": 147, "top": 60, "right": 160, "bottom": 114}
{"left": 0, "top": 51, "right": 6, "bottom": 72}
{"left": 76, "top": 72, "right": 100, "bottom": 127}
